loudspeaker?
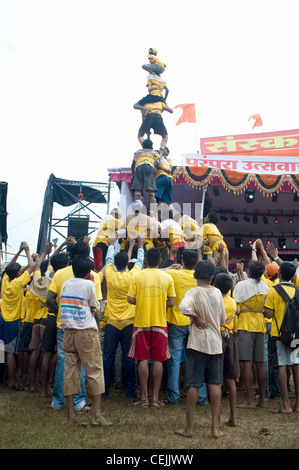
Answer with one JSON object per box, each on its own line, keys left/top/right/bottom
{"left": 67, "top": 216, "right": 89, "bottom": 242}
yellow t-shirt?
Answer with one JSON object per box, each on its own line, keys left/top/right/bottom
{"left": 198, "top": 223, "right": 227, "bottom": 253}
{"left": 156, "top": 237, "right": 167, "bottom": 251}
{"left": 23, "top": 289, "right": 38, "bottom": 323}
{"left": 222, "top": 295, "right": 237, "bottom": 333}
{"left": 49, "top": 265, "right": 102, "bottom": 329}
{"left": 166, "top": 269, "right": 197, "bottom": 326}
{"left": 236, "top": 294, "right": 267, "bottom": 333}
{"left": 261, "top": 275, "right": 279, "bottom": 324}
{"left": 1, "top": 270, "right": 31, "bottom": 322}
{"left": 120, "top": 237, "right": 128, "bottom": 251}
{"left": 156, "top": 157, "right": 173, "bottom": 180}
{"left": 128, "top": 268, "right": 176, "bottom": 328}
{"left": 143, "top": 101, "right": 166, "bottom": 115}
{"left": 264, "top": 284, "right": 296, "bottom": 337}
{"left": 160, "top": 220, "right": 185, "bottom": 247}
{"left": 180, "top": 217, "right": 201, "bottom": 249}
{"left": 93, "top": 217, "right": 123, "bottom": 247}
{"left": 135, "top": 152, "right": 158, "bottom": 169}
{"left": 168, "top": 227, "right": 185, "bottom": 247}
{"left": 126, "top": 214, "right": 158, "bottom": 241}
{"left": 28, "top": 270, "right": 50, "bottom": 320}
{"left": 105, "top": 264, "right": 141, "bottom": 322}
{"left": 146, "top": 76, "right": 166, "bottom": 98}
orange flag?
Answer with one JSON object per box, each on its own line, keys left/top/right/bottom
{"left": 174, "top": 103, "right": 196, "bottom": 126}
{"left": 248, "top": 113, "right": 263, "bottom": 129}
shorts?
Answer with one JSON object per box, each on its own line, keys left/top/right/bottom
{"left": 93, "top": 242, "right": 108, "bottom": 271}
{"left": 155, "top": 175, "right": 172, "bottom": 204}
{"left": 185, "top": 348, "right": 223, "bottom": 388}
{"left": 268, "top": 336, "right": 299, "bottom": 368}
{"left": 222, "top": 332, "right": 240, "bottom": 379}
{"left": 20, "top": 321, "right": 33, "bottom": 351}
{"left": 41, "top": 314, "right": 57, "bottom": 353}
{"left": 131, "top": 164, "right": 156, "bottom": 193}
{"left": 138, "top": 113, "right": 167, "bottom": 136}
{"left": 0, "top": 317, "right": 21, "bottom": 354}
{"left": 236, "top": 330, "right": 265, "bottom": 362}
{"left": 63, "top": 328, "right": 105, "bottom": 396}
{"left": 29, "top": 318, "right": 47, "bottom": 350}
{"left": 142, "top": 63, "right": 165, "bottom": 75}
{"left": 138, "top": 95, "right": 165, "bottom": 106}
{"left": 128, "top": 326, "right": 171, "bottom": 362}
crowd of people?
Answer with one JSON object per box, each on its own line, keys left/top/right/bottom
{"left": 0, "top": 202, "right": 299, "bottom": 437}
{"left": 0, "top": 48, "right": 299, "bottom": 439}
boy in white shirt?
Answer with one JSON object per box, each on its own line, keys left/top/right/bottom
{"left": 60, "top": 256, "right": 112, "bottom": 426}
{"left": 176, "top": 261, "right": 226, "bottom": 439}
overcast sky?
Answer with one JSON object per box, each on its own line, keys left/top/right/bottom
{"left": 1, "top": 0, "right": 299, "bottom": 261}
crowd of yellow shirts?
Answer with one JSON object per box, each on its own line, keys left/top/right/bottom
{"left": 1, "top": 212, "right": 290, "bottom": 381}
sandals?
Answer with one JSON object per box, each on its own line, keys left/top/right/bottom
{"left": 151, "top": 399, "right": 164, "bottom": 408}
{"left": 164, "top": 398, "right": 177, "bottom": 406}
{"left": 79, "top": 404, "right": 92, "bottom": 412}
{"left": 131, "top": 399, "right": 149, "bottom": 408}
{"left": 8, "top": 384, "right": 25, "bottom": 391}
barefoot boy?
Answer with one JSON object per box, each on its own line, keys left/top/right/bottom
{"left": 176, "top": 260, "right": 226, "bottom": 439}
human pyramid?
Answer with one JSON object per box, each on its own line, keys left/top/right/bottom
{"left": 0, "top": 49, "right": 299, "bottom": 441}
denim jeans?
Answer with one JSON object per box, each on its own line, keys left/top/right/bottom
{"left": 265, "top": 322, "right": 280, "bottom": 396}
{"left": 114, "top": 343, "right": 124, "bottom": 389}
{"left": 197, "top": 383, "right": 207, "bottom": 406}
{"left": 167, "top": 323, "right": 189, "bottom": 403}
{"left": 103, "top": 323, "right": 136, "bottom": 398}
{"left": 51, "top": 328, "right": 87, "bottom": 410}
{"left": 167, "top": 323, "right": 207, "bottom": 405}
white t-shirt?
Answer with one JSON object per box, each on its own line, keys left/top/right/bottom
{"left": 60, "top": 278, "right": 100, "bottom": 330}
{"left": 179, "top": 286, "right": 226, "bottom": 355}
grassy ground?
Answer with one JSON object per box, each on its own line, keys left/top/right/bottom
{"left": 0, "top": 383, "right": 298, "bottom": 450}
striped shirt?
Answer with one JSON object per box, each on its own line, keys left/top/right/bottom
{"left": 60, "top": 278, "right": 99, "bottom": 330}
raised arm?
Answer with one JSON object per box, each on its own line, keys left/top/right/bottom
{"left": 236, "top": 263, "right": 245, "bottom": 282}
{"left": 127, "top": 237, "right": 137, "bottom": 262}
{"left": 22, "top": 243, "right": 35, "bottom": 275}
{"left": 255, "top": 239, "right": 271, "bottom": 265}
{"left": 9, "top": 242, "right": 26, "bottom": 265}
{"left": 34, "top": 242, "right": 53, "bottom": 272}
{"left": 266, "top": 243, "right": 282, "bottom": 266}
{"left": 51, "top": 236, "right": 76, "bottom": 257}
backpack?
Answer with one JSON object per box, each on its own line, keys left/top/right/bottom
{"left": 273, "top": 283, "right": 299, "bottom": 350}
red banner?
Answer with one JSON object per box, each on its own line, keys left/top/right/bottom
{"left": 200, "top": 129, "right": 299, "bottom": 154}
